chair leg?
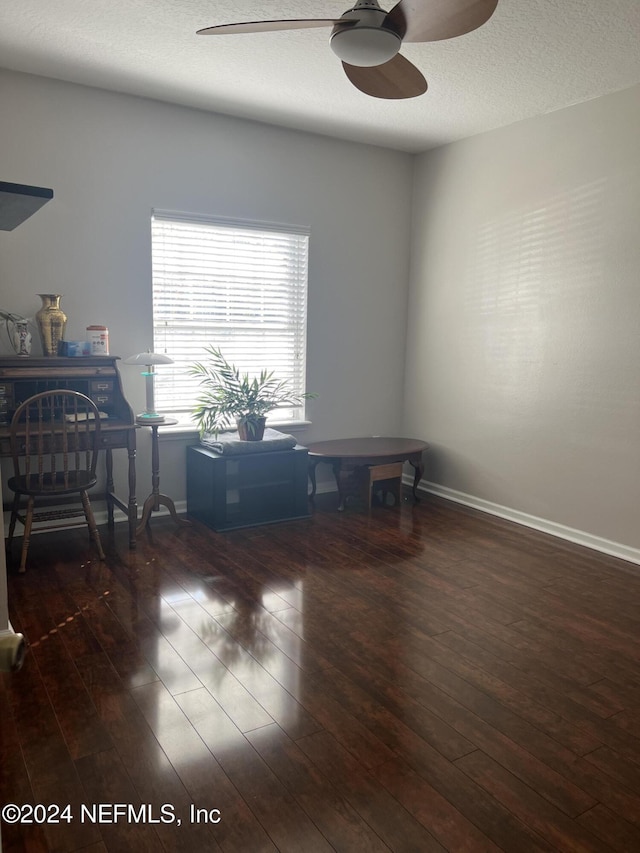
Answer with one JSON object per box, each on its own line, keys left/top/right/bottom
{"left": 381, "top": 479, "right": 402, "bottom": 506}
{"left": 390, "top": 478, "right": 402, "bottom": 506}
{"left": 359, "top": 469, "right": 373, "bottom": 511}
{"left": 81, "top": 491, "right": 105, "bottom": 560}
{"left": 7, "top": 491, "right": 20, "bottom": 550}
{"left": 19, "top": 496, "right": 35, "bottom": 574}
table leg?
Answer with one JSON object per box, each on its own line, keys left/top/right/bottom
{"left": 127, "top": 435, "right": 137, "bottom": 549}
{"left": 136, "top": 424, "right": 190, "bottom": 535}
{"left": 137, "top": 493, "right": 190, "bottom": 536}
{"left": 105, "top": 448, "right": 115, "bottom": 529}
{"left": 408, "top": 454, "right": 424, "bottom": 503}
{"left": 308, "top": 460, "right": 319, "bottom": 500}
{"left": 333, "top": 461, "right": 350, "bottom": 512}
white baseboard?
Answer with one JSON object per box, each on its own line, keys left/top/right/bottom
{"left": 314, "top": 476, "right": 640, "bottom": 565}
{"left": 0, "top": 623, "right": 18, "bottom": 640}
{"left": 92, "top": 500, "right": 190, "bottom": 527}
{"left": 415, "top": 478, "right": 640, "bottom": 567}
{"left": 2, "top": 500, "right": 190, "bottom": 533}
{"left": 7, "top": 480, "right": 639, "bottom": 569}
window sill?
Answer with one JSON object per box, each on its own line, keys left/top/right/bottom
{"left": 156, "top": 420, "right": 312, "bottom": 441}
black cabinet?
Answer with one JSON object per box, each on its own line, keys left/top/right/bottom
{"left": 186, "top": 444, "right": 310, "bottom": 531}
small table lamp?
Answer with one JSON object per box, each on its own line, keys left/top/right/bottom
{"left": 124, "top": 350, "right": 173, "bottom": 423}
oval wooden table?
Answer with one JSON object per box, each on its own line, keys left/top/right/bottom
{"left": 306, "top": 436, "right": 428, "bottom": 511}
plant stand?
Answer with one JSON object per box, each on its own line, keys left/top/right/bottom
{"left": 186, "top": 444, "right": 310, "bottom": 531}
{"left": 137, "top": 418, "right": 191, "bottom": 535}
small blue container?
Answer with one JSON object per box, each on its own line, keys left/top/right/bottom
{"left": 58, "top": 340, "right": 91, "bottom": 357}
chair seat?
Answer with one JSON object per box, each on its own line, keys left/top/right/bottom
{"left": 8, "top": 471, "right": 98, "bottom": 496}
{"left": 357, "top": 461, "right": 404, "bottom": 510}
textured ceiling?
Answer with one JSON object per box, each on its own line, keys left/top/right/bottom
{"left": 1, "top": 0, "right": 640, "bottom": 152}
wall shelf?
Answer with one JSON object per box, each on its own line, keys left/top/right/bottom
{"left": 0, "top": 181, "right": 53, "bottom": 231}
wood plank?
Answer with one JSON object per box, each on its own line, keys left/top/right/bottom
{"left": 455, "top": 749, "right": 610, "bottom": 853}
{"left": 4, "top": 495, "right": 640, "bottom": 852}
{"left": 133, "top": 681, "right": 282, "bottom": 852}
{"left": 75, "top": 748, "right": 167, "bottom": 852}
{"left": 247, "top": 723, "right": 393, "bottom": 852}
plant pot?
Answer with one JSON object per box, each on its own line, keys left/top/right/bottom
{"left": 237, "top": 416, "right": 266, "bottom": 441}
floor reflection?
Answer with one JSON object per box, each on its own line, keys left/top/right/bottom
{"left": 150, "top": 580, "right": 306, "bottom": 748}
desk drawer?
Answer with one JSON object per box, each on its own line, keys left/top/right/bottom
{"left": 91, "top": 380, "right": 115, "bottom": 408}
{"left": 1, "top": 428, "right": 133, "bottom": 454}
{"left": 99, "top": 429, "right": 132, "bottom": 449}
{"left": 0, "top": 383, "right": 13, "bottom": 427}
{"left": 92, "top": 393, "right": 114, "bottom": 407}
{"left": 90, "top": 379, "right": 114, "bottom": 393}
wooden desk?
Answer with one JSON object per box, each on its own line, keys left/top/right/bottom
{"left": 0, "top": 356, "right": 138, "bottom": 548}
{"left": 307, "top": 436, "right": 428, "bottom": 511}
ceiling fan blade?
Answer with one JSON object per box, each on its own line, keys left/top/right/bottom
{"left": 385, "top": 0, "right": 498, "bottom": 43}
{"left": 197, "top": 19, "right": 354, "bottom": 35}
{"left": 343, "top": 54, "right": 427, "bottom": 100}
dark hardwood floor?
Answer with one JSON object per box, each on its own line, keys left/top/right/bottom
{"left": 3, "top": 490, "right": 640, "bottom": 852}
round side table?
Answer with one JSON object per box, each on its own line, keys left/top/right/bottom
{"left": 136, "top": 417, "right": 191, "bottom": 535}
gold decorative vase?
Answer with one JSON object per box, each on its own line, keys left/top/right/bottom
{"left": 36, "top": 294, "right": 67, "bottom": 357}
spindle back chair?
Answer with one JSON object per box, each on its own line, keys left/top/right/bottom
{"left": 7, "top": 389, "right": 105, "bottom": 572}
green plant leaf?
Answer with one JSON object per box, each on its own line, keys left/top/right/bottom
{"left": 190, "top": 346, "right": 316, "bottom": 438}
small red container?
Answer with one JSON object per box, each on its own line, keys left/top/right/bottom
{"left": 86, "top": 325, "right": 109, "bottom": 355}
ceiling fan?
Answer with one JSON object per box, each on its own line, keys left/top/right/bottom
{"left": 197, "top": 0, "right": 498, "bottom": 100}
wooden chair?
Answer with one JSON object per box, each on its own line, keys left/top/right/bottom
{"left": 6, "top": 390, "right": 106, "bottom": 573}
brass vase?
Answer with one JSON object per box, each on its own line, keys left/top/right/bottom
{"left": 36, "top": 294, "right": 67, "bottom": 357}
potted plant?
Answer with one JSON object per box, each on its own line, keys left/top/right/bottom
{"left": 190, "top": 346, "right": 316, "bottom": 440}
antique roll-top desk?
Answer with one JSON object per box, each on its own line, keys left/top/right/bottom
{"left": 0, "top": 356, "right": 138, "bottom": 548}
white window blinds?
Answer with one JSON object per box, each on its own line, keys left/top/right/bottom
{"left": 151, "top": 211, "right": 310, "bottom": 426}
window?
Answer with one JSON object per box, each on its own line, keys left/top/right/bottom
{"left": 151, "top": 211, "right": 310, "bottom": 427}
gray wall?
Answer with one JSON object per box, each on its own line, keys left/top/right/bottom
{"left": 3, "top": 67, "right": 640, "bottom": 563}
{"left": 404, "top": 83, "right": 640, "bottom": 557}
{"left": 0, "top": 69, "right": 413, "bottom": 503}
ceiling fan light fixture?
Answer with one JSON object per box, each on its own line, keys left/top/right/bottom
{"left": 197, "top": 0, "right": 500, "bottom": 98}
{"left": 330, "top": 25, "right": 401, "bottom": 67}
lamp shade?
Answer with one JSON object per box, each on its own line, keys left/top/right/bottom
{"left": 124, "top": 350, "right": 174, "bottom": 367}
{"left": 124, "top": 350, "right": 173, "bottom": 422}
